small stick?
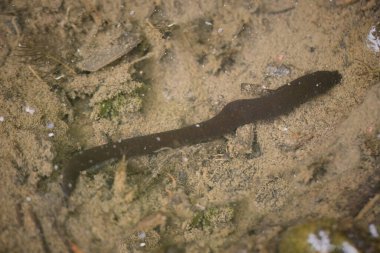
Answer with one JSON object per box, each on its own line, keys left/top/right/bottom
{"left": 355, "top": 194, "right": 380, "bottom": 220}
{"left": 28, "top": 65, "right": 43, "bottom": 82}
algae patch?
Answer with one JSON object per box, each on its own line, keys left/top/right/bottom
{"left": 89, "top": 78, "right": 146, "bottom": 120}
{"left": 97, "top": 90, "right": 144, "bottom": 119}
{"left": 190, "top": 205, "right": 234, "bottom": 230}
{"left": 277, "top": 219, "right": 380, "bottom": 253}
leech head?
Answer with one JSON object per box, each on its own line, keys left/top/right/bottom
{"left": 309, "top": 71, "right": 342, "bottom": 94}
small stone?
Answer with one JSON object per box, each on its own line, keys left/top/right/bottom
{"left": 26, "top": 197, "right": 31, "bottom": 202}
{"left": 307, "top": 230, "right": 334, "bottom": 252}
{"left": 0, "top": 116, "right": 4, "bottom": 122}
{"left": 137, "top": 231, "right": 146, "bottom": 239}
{"left": 218, "top": 28, "right": 224, "bottom": 33}
{"left": 54, "top": 74, "right": 65, "bottom": 80}
{"left": 25, "top": 105, "right": 35, "bottom": 115}
{"left": 48, "top": 132, "right": 54, "bottom": 137}
{"left": 366, "top": 23, "right": 380, "bottom": 53}
{"left": 266, "top": 64, "right": 291, "bottom": 77}
{"left": 369, "top": 224, "right": 379, "bottom": 238}
{"left": 341, "top": 241, "right": 359, "bottom": 253}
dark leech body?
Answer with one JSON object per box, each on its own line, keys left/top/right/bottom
{"left": 62, "top": 71, "right": 342, "bottom": 195}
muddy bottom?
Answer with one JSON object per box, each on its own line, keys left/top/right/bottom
{"left": 0, "top": 1, "right": 379, "bottom": 252}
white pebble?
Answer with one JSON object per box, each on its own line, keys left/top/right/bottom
{"left": 341, "top": 241, "right": 359, "bottom": 253}
{"left": 25, "top": 105, "right": 35, "bottom": 115}
{"left": 307, "top": 230, "right": 334, "bottom": 253}
{"left": 195, "top": 124, "right": 200, "bottom": 128}
{"left": 47, "top": 122, "right": 54, "bottom": 129}
{"left": 54, "top": 164, "right": 59, "bottom": 170}
{"left": 48, "top": 132, "right": 54, "bottom": 137}
{"left": 139, "top": 242, "right": 146, "bottom": 247}
{"left": 218, "top": 28, "right": 224, "bottom": 33}
{"left": 367, "top": 25, "right": 380, "bottom": 53}
{"left": 0, "top": 116, "right": 4, "bottom": 122}
{"left": 369, "top": 224, "right": 379, "bottom": 238}
{"left": 129, "top": 10, "right": 135, "bottom": 16}
{"left": 26, "top": 196, "right": 31, "bottom": 202}
{"left": 137, "top": 231, "right": 146, "bottom": 239}
{"left": 156, "top": 137, "right": 161, "bottom": 141}
{"left": 54, "top": 74, "right": 65, "bottom": 80}
{"left": 205, "top": 21, "right": 213, "bottom": 26}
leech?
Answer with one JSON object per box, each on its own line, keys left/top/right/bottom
{"left": 62, "top": 71, "right": 342, "bottom": 195}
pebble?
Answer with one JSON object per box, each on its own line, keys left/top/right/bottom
{"left": 25, "top": 105, "right": 35, "bottom": 115}
{"left": 366, "top": 24, "right": 380, "bottom": 53}
{"left": 369, "top": 224, "right": 379, "bottom": 238}
{"left": 266, "top": 64, "right": 291, "bottom": 77}
{"left": 137, "top": 231, "right": 146, "bottom": 239}
{"left": 47, "top": 122, "right": 54, "bottom": 129}
{"left": 307, "top": 230, "right": 333, "bottom": 253}
{"left": 0, "top": 116, "right": 4, "bottom": 122}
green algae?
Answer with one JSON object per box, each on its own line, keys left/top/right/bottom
{"left": 190, "top": 205, "right": 234, "bottom": 230}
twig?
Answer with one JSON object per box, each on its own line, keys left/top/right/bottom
{"left": 29, "top": 208, "right": 51, "bottom": 253}
{"left": 28, "top": 65, "right": 43, "bottom": 82}
{"left": 355, "top": 194, "right": 380, "bottom": 220}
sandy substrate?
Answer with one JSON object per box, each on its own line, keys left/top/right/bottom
{"left": 0, "top": 1, "right": 379, "bottom": 252}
